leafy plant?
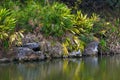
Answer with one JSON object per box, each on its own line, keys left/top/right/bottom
{"left": 12, "top": 1, "right": 42, "bottom": 32}
{"left": 40, "top": 2, "right": 74, "bottom": 37}
{"left": 0, "top": 8, "right": 16, "bottom": 49}
{"left": 0, "top": 8, "right": 16, "bottom": 40}
{"left": 70, "top": 11, "right": 99, "bottom": 44}
{"left": 99, "top": 39, "right": 107, "bottom": 51}
{"left": 72, "top": 11, "right": 98, "bottom": 34}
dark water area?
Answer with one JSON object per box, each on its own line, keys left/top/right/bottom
{"left": 0, "top": 55, "right": 120, "bottom": 80}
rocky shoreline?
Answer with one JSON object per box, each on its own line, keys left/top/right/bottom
{"left": 0, "top": 33, "right": 99, "bottom": 63}
{"left": 0, "top": 42, "right": 98, "bottom": 63}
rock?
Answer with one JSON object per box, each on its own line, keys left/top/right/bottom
{"left": 109, "top": 43, "right": 120, "bottom": 54}
{"left": 69, "top": 49, "right": 82, "bottom": 57}
{"left": 22, "top": 42, "right": 40, "bottom": 51}
{"left": 16, "top": 47, "right": 45, "bottom": 61}
{"left": 16, "top": 47, "right": 35, "bottom": 60}
{"left": 83, "top": 41, "right": 99, "bottom": 56}
{"left": 34, "top": 51, "right": 42, "bottom": 54}
{"left": 0, "top": 58, "right": 10, "bottom": 63}
{"left": 38, "top": 53, "right": 45, "bottom": 60}
{"left": 40, "top": 41, "right": 63, "bottom": 58}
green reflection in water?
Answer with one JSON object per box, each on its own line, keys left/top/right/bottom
{"left": 0, "top": 55, "right": 120, "bottom": 80}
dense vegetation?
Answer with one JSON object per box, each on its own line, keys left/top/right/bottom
{"left": 0, "top": 0, "right": 120, "bottom": 55}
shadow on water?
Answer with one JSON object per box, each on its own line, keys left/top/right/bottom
{"left": 0, "top": 55, "right": 120, "bottom": 80}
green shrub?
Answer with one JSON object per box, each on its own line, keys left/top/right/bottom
{"left": 40, "top": 2, "right": 74, "bottom": 37}
{"left": 12, "top": 1, "right": 42, "bottom": 32}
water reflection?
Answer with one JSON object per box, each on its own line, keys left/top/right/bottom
{"left": 0, "top": 56, "right": 120, "bottom": 80}
{"left": 83, "top": 56, "right": 98, "bottom": 68}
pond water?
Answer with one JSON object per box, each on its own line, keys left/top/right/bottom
{"left": 0, "top": 55, "right": 120, "bottom": 80}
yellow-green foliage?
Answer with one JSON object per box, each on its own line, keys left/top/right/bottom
{"left": 72, "top": 11, "right": 99, "bottom": 34}
{"left": 0, "top": 8, "right": 16, "bottom": 40}
{"left": 0, "top": 8, "right": 16, "bottom": 49}
{"left": 62, "top": 43, "right": 69, "bottom": 56}
{"left": 62, "top": 11, "right": 100, "bottom": 54}
{"left": 62, "top": 34, "right": 85, "bottom": 55}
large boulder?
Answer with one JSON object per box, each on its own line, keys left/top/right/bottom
{"left": 21, "top": 33, "right": 63, "bottom": 58}
{"left": 16, "top": 47, "right": 45, "bottom": 61}
{"left": 83, "top": 41, "right": 99, "bottom": 56}
{"left": 16, "top": 47, "right": 34, "bottom": 60}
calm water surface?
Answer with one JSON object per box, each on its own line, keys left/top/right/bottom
{"left": 0, "top": 55, "right": 120, "bottom": 80}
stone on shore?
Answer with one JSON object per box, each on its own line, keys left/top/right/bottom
{"left": 0, "top": 58, "right": 10, "bottom": 63}
{"left": 83, "top": 41, "right": 99, "bottom": 56}
{"left": 16, "top": 47, "right": 45, "bottom": 61}
{"left": 22, "top": 42, "right": 40, "bottom": 51}
{"left": 69, "top": 49, "right": 82, "bottom": 57}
